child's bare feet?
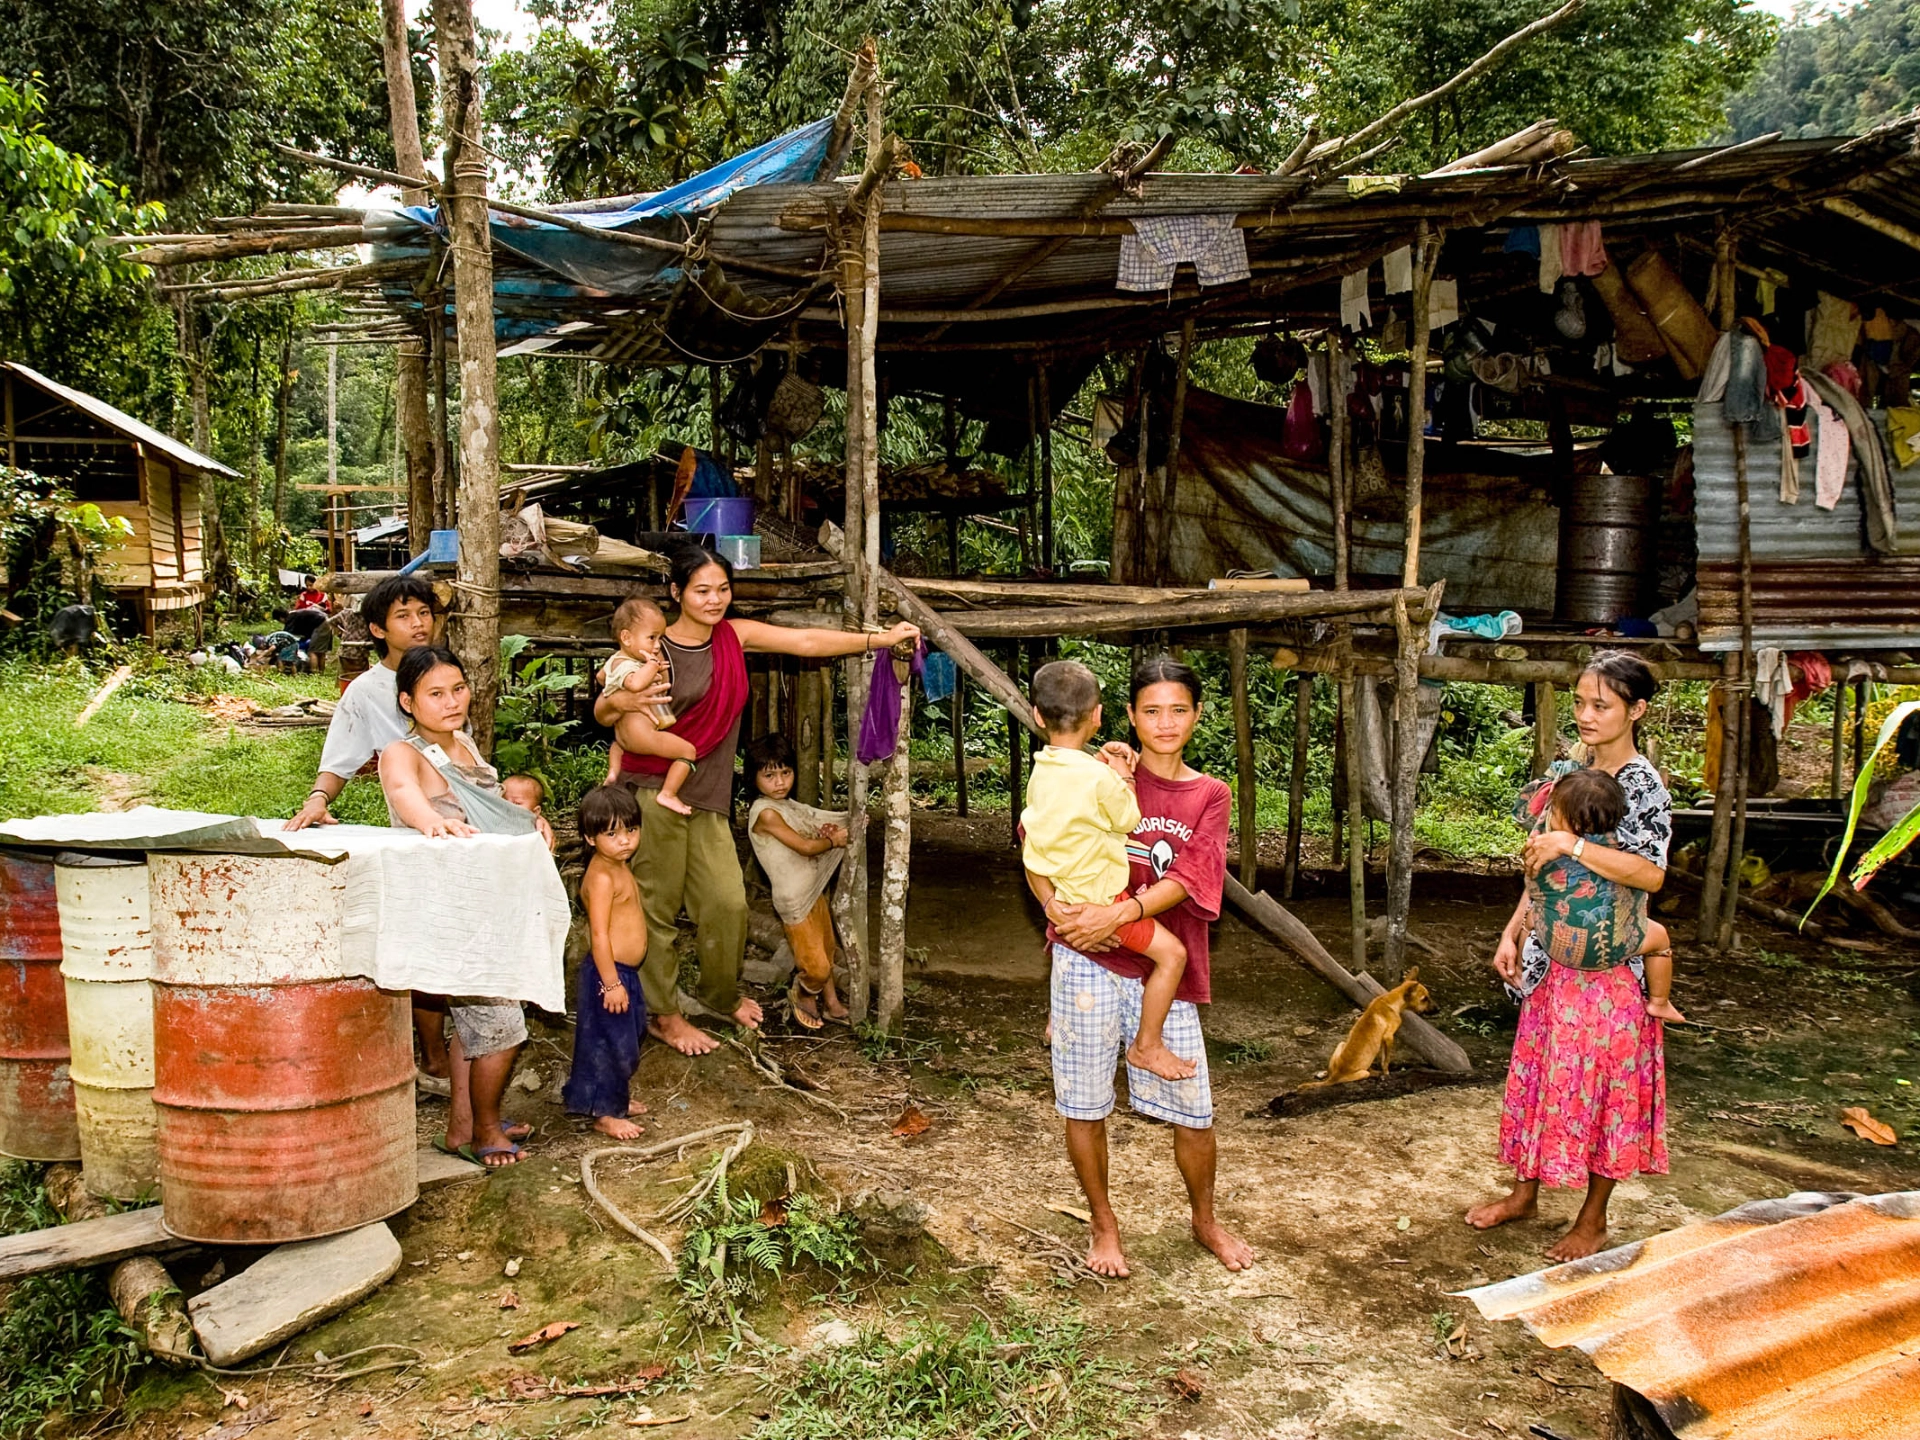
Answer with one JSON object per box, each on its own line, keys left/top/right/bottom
{"left": 1465, "top": 1185, "right": 1538, "bottom": 1231}
{"left": 1127, "top": 1038, "right": 1197, "bottom": 1081}
{"left": 654, "top": 791, "right": 694, "bottom": 816}
{"left": 1646, "top": 998, "right": 1687, "bottom": 1023}
{"left": 1086, "top": 1221, "right": 1130, "bottom": 1278}
{"left": 628, "top": 1099, "right": 650, "bottom": 1116}
{"left": 1044, "top": 1017, "right": 1054, "bottom": 1045}
{"left": 732, "top": 996, "right": 765, "bottom": 1030}
{"left": 593, "top": 1114, "right": 644, "bottom": 1140}
{"left": 1545, "top": 1216, "right": 1608, "bottom": 1262}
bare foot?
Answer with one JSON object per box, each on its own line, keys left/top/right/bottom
{"left": 593, "top": 1114, "right": 644, "bottom": 1140}
{"left": 654, "top": 791, "right": 694, "bottom": 816}
{"left": 1646, "top": 998, "right": 1687, "bottom": 1023}
{"left": 466, "top": 1140, "right": 523, "bottom": 1168}
{"left": 822, "top": 990, "right": 850, "bottom": 1022}
{"left": 649, "top": 1013, "right": 719, "bottom": 1056}
{"left": 732, "top": 996, "right": 765, "bottom": 1030}
{"left": 628, "top": 1099, "right": 650, "bottom": 1116}
{"left": 1545, "top": 1217, "right": 1608, "bottom": 1263}
{"left": 1086, "top": 1223, "right": 1131, "bottom": 1279}
{"left": 1192, "top": 1217, "right": 1254, "bottom": 1271}
{"left": 1127, "top": 1038, "right": 1198, "bottom": 1082}
{"left": 1044, "top": 1017, "right": 1054, "bottom": 1045}
{"left": 1465, "top": 1186, "right": 1538, "bottom": 1231}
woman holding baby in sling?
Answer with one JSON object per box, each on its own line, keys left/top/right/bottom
{"left": 1468, "top": 651, "right": 1673, "bottom": 1262}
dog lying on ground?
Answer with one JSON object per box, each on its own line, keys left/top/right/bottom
{"left": 1301, "top": 968, "right": 1433, "bottom": 1087}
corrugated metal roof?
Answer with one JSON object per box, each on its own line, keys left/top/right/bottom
{"left": 1463, "top": 1190, "right": 1920, "bottom": 1440}
{"left": 2, "top": 362, "right": 240, "bottom": 478}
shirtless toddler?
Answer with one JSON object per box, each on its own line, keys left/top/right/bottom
{"left": 602, "top": 597, "right": 697, "bottom": 814}
{"left": 561, "top": 785, "right": 652, "bottom": 1137}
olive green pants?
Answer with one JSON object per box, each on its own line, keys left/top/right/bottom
{"left": 629, "top": 803, "right": 746, "bottom": 1020}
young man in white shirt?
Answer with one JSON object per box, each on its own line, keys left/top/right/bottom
{"left": 283, "top": 574, "right": 451, "bottom": 1087}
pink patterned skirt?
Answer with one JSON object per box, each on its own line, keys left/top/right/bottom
{"left": 1498, "top": 960, "right": 1667, "bottom": 1188}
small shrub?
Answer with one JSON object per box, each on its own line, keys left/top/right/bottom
{"left": 676, "top": 1174, "right": 864, "bottom": 1329}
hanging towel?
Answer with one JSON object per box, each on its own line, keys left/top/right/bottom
{"left": 1340, "top": 267, "right": 1372, "bottom": 330}
{"left": 1753, "top": 648, "right": 1792, "bottom": 739}
{"left": 1886, "top": 406, "right": 1920, "bottom": 467}
{"left": 1504, "top": 225, "right": 1541, "bottom": 257}
{"left": 857, "top": 641, "right": 925, "bottom": 764}
{"left": 1383, "top": 246, "right": 1413, "bottom": 294}
{"left": 1429, "top": 278, "right": 1460, "bottom": 330}
{"left": 1756, "top": 275, "right": 1778, "bottom": 315}
{"left": 1808, "top": 392, "right": 1849, "bottom": 509}
{"left": 1804, "top": 368, "right": 1900, "bottom": 551}
{"left": 921, "top": 650, "right": 955, "bottom": 704}
{"left": 1116, "top": 214, "right": 1250, "bottom": 292}
{"left": 1537, "top": 224, "right": 1564, "bottom": 293}
{"left": 1559, "top": 221, "right": 1608, "bottom": 276}
{"left": 1306, "top": 350, "right": 1330, "bottom": 416}
{"left": 1807, "top": 292, "right": 1862, "bottom": 372}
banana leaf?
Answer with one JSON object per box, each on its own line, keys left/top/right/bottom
{"left": 1803, "top": 699, "right": 1920, "bottom": 924}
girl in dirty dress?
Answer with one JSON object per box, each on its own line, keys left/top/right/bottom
{"left": 379, "top": 645, "right": 537, "bottom": 1167}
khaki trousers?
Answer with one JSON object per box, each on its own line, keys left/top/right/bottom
{"left": 629, "top": 804, "right": 746, "bottom": 1019}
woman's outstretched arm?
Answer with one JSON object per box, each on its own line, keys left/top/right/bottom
{"left": 731, "top": 616, "right": 919, "bottom": 658}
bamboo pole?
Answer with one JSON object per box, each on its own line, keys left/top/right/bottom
{"left": 1717, "top": 424, "right": 1756, "bottom": 952}
{"left": 1699, "top": 655, "right": 1741, "bottom": 934}
{"left": 934, "top": 586, "right": 1424, "bottom": 638}
{"left": 952, "top": 670, "right": 969, "bottom": 817}
{"left": 1229, "top": 628, "right": 1258, "bottom": 888}
{"left": 1283, "top": 671, "right": 1311, "bottom": 899}
{"left": 1329, "top": 327, "right": 1368, "bottom": 973}
{"left": 380, "top": 0, "right": 436, "bottom": 556}
{"left": 434, "top": 0, "right": 502, "bottom": 751}
{"left": 1154, "top": 319, "right": 1195, "bottom": 585}
{"left": 796, "top": 667, "right": 821, "bottom": 805}
{"left": 1381, "top": 226, "right": 1440, "bottom": 977}
{"left": 1038, "top": 365, "right": 1054, "bottom": 573}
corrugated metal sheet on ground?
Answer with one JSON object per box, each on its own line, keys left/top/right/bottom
{"left": 1463, "top": 1190, "right": 1920, "bottom": 1440}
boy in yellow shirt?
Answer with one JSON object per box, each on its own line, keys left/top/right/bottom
{"left": 1022, "top": 660, "right": 1193, "bottom": 1082}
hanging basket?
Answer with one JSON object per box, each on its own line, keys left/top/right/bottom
{"left": 764, "top": 372, "right": 824, "bottom": 440}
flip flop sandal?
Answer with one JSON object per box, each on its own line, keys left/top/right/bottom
{"left": 431, "top": 1134, "right": 460, "bottom": 1157}
{"left": 789, "top": 981, "right": 826, "bottom": 1031}
{"left": 502, "top": 1119, "right": 535, "bottom": 1142}
{"left": 459, "top": 1140, "right": 523, "bottom": 1168}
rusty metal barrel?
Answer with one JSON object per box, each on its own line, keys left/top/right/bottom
{"left": 149, "top": 853, "right": 416, "bottom": 1244}
{"left": 56, "top": 855, "right": 159, "bottom": 1199}
{"left": 1556, "top": 471, "right": 1656, "bottom": 625}
{"left": 0, "top": 849, "right": 80, "bottom": 1161}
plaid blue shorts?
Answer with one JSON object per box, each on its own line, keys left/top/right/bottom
{"left": 1049, "top": 944, "right": 1213, "bottom": 1129}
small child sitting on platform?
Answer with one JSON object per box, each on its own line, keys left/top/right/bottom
{"left": 1527, "top": 767, "right": 1684, "bottom": 1023}
{"left": 562, "top": 785, "right": 651, "bottom": 1138}
{"left": 600, "top": 597, "right": 697, "bottom": 815}
{"left": 1021, "top": 660, "right": 1193, "bottom": 1081}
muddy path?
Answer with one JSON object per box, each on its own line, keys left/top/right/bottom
{"left": 104, "top": 812, "right": 1920, "bottom": 1440}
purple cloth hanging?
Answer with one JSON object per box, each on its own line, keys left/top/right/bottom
{"left": 856, "top": 640, "right": 924, "bottom": 764}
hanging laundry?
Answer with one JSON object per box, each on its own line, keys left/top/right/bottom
{"left": 1806, "top": 291, "right": 1862, "bottom": 372}
{"left": 1428, "top": 278, "right": 1460, "bottom": 330}
{"left": 1808, "top": 391, "right": 1849, "bottom": 510}
{"left": 1804, "top": 369, "right": 1901, "bottom": 552}
{"left": 1380, "top": 308, "right": 1407, "bottom": 351}
{"left": 1865, "top": 307, "right": 1901, "bottom": 343}
{"left": 1537, "top": 224, "right": 1563, "bottom": 293}
{"left": 1697, "top": 331, "right": 1767, "bottom": 424}
{"left": 1786, "top": 653, "right": 1832, "bottom": 729}
{"left": 1341, "top": 267, "right": 1372, "bottom": 331}
{"left": 1383, "top": 246, "right": 1413, "bottom": 294}
{"left": 1346, "top": 174, "right": 1404, "bottom": 198}
{"left": 1305, "top": 350, "right": 1330, "bottom": 416}
{"left": 1753, "top": 648, "right": 1792, "bottom": 739}
{"left": 1558, "top": 221, "right": 1608, "bottom": 276}
{"left": 1824, "top": 359, "right": 1863, "bottom": 399}
{"left": 1503, "top": 225, "right": 1541, "bottom": 257}
{"left": 856, "top": 641, "right": 925, "bottom": 764}
{"left": 1755, "top": 275, "right": 1778, "bottom": 315}
{"left": 1886, "top": 406, "right": 1920, "bottom": 467}
{"left": 1116, "top": 214, "right": 1250, "bottom": 292}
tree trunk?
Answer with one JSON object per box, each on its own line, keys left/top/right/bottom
{"left": 876, "top": 655, "right": 912, "bottom": 1032}
{"left": 378, "top": 0, "right": 437, "bottom": 555}
{"left": 44, "top": 1166, "right": 193, "bottom": 1366}
{"left": 433, "top": 0, "right": 502, "bottom": 751}
{"left": 271, "top": 327, "right": 294, "bottom": 573}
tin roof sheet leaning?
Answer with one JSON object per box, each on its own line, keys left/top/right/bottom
{"left": 1461, "top": 1189, "right": 1920, "bottom": 1440}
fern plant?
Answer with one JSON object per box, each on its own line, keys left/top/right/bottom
{"left": 674, "top": 1165, "right": 864, "bottom": 1329}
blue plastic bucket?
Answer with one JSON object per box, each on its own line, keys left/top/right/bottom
{"left": 681, "top": 497, "right": 755, "bottom": 537}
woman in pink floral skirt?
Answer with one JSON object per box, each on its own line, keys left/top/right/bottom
{"left": 1466, "top": 652, "right": 1671, "bottom": 1261}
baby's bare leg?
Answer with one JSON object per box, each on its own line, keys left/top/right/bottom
{"left": 605, "top": 740, "right": 626, "bottom": 785}
{"left": 1126, "top": 924, "right": 1195, "bottom": 1082}
{"left": 1639, "top": 921, "right": 1685, "bottom": 1022}
{"left": 613, "top": 711, "right": 697, "bottom": 763}
{"left": 654, "top": 760, "right": 695, "bottom": 816}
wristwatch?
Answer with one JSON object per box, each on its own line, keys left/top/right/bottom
{"left": 1571, "top": 838, "right": 1587, "bottom": 862}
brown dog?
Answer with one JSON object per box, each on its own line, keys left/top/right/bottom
{"left": 1302, "top": 968, "right": 1433, "bottom": 1087}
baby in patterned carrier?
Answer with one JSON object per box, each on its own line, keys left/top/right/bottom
{"left": 1521, "top": 766, "right": 1685, "bottom": 1023}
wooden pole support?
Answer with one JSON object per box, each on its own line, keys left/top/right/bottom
{"left": 1283, "top": 672, "right": 1312, "bottom": 899}
{"left": 1530, "top": 680, "right": 1558, "bottom": 778}
{"left": 1229, "top": 628, "right": 1258, "bottom": 889}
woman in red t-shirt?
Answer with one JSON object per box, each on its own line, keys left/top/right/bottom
{"left": 1035, "top": 655, "right": 1254, "bottom": 1279}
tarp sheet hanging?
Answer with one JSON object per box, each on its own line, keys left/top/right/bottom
{"left": 388, "top": 117, "right": 834, "bottom": 296}
{"left": 1139, "top": 388, "right": 1561, "bottom": 615}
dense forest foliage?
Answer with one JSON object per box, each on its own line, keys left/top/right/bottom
{"left": 1727, "top": 0, "right": 1920, "bottom": 140}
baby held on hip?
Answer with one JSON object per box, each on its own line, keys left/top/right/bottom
{"left": 602, "top": 596, "right": 697, "bottom": 814}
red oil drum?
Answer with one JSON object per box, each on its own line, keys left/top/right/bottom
{"left": 149, "top": 854, "right": 416, "bottom": 1244}
{"left": 0, "top": 849, "right": 80, "bottom": 1161}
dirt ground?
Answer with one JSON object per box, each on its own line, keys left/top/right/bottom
{"left": 107, "top": 811, "right": 1920, "bottom": 1440}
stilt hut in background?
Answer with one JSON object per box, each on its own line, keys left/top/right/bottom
{"left": 1, "top": 362, "right": 232, "bottom": 640}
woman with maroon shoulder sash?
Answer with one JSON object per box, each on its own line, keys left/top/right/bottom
{"left": 595, "top": 543, "right": 917, "bottom": 1056}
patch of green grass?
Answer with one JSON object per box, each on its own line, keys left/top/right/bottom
{"left": 0, "top": 1163, "right": 145, "bottom": 1438}
{"left": 1219, "top": 1038, "right": 1275, "bottom": 1064}
{"left": 750, "top": 1310, "right": 1156, "bottom": 1440}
